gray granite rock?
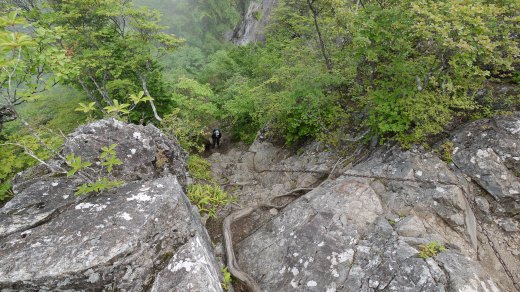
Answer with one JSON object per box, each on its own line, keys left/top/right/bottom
{"left": 0, "top": 119, "right": 222, "bottom": 291}
{"left": 452, "top": 113, "right": 520, "bottom": 205}
{"left": 236, "top": 145, "right": 513, "bottom": 291}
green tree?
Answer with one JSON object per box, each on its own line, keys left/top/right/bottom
{"left": 332, "top": 0, "right": 519, "bottom": 144}
{"left": 36, "top": 0, "right": 182, "bottom": 122}
{"left": 0, "top": 9, "right": 71, "bottom": 114}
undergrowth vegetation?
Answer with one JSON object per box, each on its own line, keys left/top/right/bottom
{"left": 187, "top": 183, "right": 235, "bottom": 218}
{"left": 1, "top": 0, "right": 518, "bottom": 202}
{"left": 187, "top": 154, "right": 235, "bottom": 218}
{"left": 418, "top": 242, "right": 446, "bottom": 259}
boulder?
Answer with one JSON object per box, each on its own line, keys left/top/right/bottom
{"left": 0, "top": 119, "right": 222, "bottom": 291}
{"left": 236, "top": 113, "right": 520, "bottom": 291}
{"left": 452, "top": 112, "right": 520, "bottom": 212}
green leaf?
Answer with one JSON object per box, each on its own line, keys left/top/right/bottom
{"left": 102, "top": 154, "right": 122, "bottom": 173}
{"left": 104, "top": 99, "right": 130, "bottom": 114}
{"left": 75, "top": 102, "right": 96, "bottom": 113}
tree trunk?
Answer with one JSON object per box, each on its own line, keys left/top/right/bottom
{"left": 307, "top": 0, "right": 333, "bottom": 71}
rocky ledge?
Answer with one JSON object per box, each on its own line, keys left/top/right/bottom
{"left": 0, "top": 119, "right": 223, "bottom": 291}
{"left": 235, "top": 113, "right": 520, "bottom": 291}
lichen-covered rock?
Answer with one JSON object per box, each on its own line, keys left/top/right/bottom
{"left": 236, "top": 115, "right": 520, "bottom": 291}
{"left": 0, "top": 119, "right": 222, "bottom": 291}
{"left": 452, "top": 112, "right": 520, "bottom": 211}
{"left": 62, "top": 118, "right": 187, "bottom": 183}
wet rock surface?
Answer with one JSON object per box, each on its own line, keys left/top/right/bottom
{"left": 208, "top": 115, "right": 520, "bottom": 291}
{"left": 0, "top": 119, "right": 222, "bottom": 291}
{"left": 230, "top": 0, "right": 277, "bottom": 45}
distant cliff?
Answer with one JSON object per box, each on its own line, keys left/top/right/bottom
{"left": 229, "top": 0, "right": 277, "bottom": 45}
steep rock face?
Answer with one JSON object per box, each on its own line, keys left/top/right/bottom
{"left": 452, "top": 113, "right": 520, "bottom": 216}
{"left": 230, "top": 0, "right": 277, "bottom": 45}
{"left": 0, "top": 119, "right": 222, "bottom": 291}
{"left": 236, "top": 114, "right": 520, "bottom": 291}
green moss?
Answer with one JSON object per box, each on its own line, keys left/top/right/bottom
{"left": 440, "top": 141, "right": 454, "bottom": 164}
{"left": 252, "top": 10, "right": 262, "bottom": 21}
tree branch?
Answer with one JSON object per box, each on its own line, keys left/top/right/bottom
{"left": 139, "top": 73, "right": 162, "bottom": 122}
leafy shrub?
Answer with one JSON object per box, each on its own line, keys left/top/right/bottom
{"left": 418, "top": 242, "right": 446, "bottom": 259}
{"left": 187, "top": 184, "right": 235, "bottom": 218}
{"left": 71, "top": 144, "right": 124, "bottom": 196}
{"left": 187, "top": 155, "right": 213, "bottom": 181}
{"left": 161, "top": 78, "right": 219, "bottom": 152}
{"left": 0, "top": 182, "right": 13, "bottom": 202}
{"left": 161, "top": 108, "right": 207, "bottom": 153}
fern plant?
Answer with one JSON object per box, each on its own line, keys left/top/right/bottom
{"left": 187, "top": 184, "right": 235, "bottom": 218}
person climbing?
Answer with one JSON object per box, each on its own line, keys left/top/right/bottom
{"left": 212, "top": 128, "right": 222, "bottom": 148}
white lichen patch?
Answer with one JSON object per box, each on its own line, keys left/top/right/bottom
{"left": 170, "top": 260, "right": 197, "bottom": 272}
{"left": 290, "top": 278, "right": 299, "bottom": 288}
{"left": 119, "top": 212, "right": 132, "bottom": 221}
{"left": 476, "top": 149, "right": 491, "bottom": 158}
{"left": 51, "top": 182, "right": 59, "bottom": 187}
{"left": 156, "top": 184, "right": 164, "bottom": 188}
{"left": 75, "top": 203, "right": 94, "bottom": 210}
{"left": 317, "top": 241, "right": 325, "bottom": 247}
{"left": 62, "top": 195, "right": 69, "bottom": 200}
{"left": 130, "top": 148, "right": 136, "bottom": 155}
{"left": 75, "top": 203, "right": 107, "bottom": 212}
{"left": 415, "top": 170, "right": 423, "bottom": 177}
{"left": 133, "top": 132, "right": 142, "bottom": 140}
{"left": 506, "top": 120, "right": 520, "bottom": 135}
{"left": 127, "top": 192, "right": 152, "bottom": 202}
{"left": 42, "top": 192, "right": 48, "bottom": 196}
{"left": 307, "top": 280, "right": 317, "bottom": 287}
{"left": 337, "top": 250, "right": 354, "bottom": 263}
{"left": 368, "top": 279, "right": 380, "bottom": 288}
{"left": 436, "top": 187, "right": 446, "bottom": 193}
{"left": 30, "top": 242, "right": 42, "bottom": 247}
{"left": 331, "top": 268, "right": 339, "bottom": 278}
{"left": 291, "top": 267, "right": 299, "bottom": 276}
{"left": 453, "top": 147, "right": 459, "bottom": 155}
